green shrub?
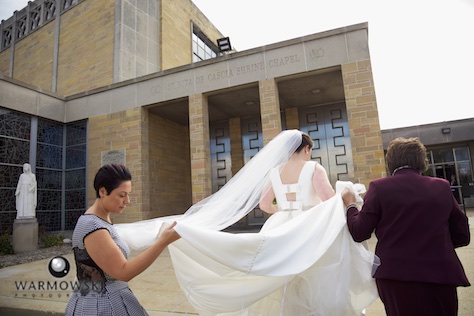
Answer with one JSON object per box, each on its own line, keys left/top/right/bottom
{"left": 0, "top": 233, "right": 14, "bottom": 255}
{"left": 40, "top": 234, "right": 64, "bottom": 248}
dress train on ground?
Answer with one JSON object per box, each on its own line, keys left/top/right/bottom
{"left": 116, "top": 183, "right": 379, "bottom": 315}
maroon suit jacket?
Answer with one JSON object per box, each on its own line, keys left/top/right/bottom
{"left": 346, "top": 168, "right": 470, "bottom": 286}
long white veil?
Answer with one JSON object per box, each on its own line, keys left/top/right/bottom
{"left": 116, "top": 129, "right": 302, "bottom": 248}
{"left": 179, "top": 129, "right": 302, "bottom": 230}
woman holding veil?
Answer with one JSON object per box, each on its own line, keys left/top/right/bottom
{"left": 116, "top": 129, "right": 379, "bottom": 315}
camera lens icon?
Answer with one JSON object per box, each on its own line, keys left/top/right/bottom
{"left": 48, "top": 256, "right": 70, "bottom": 278}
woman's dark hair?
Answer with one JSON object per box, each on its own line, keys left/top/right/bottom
{"left": 94, "top": 164, "right": 132, "bottom": 198}
{"left": 386, "top": 137, "right": 428, "bottom": 175}
{"left": 295, "top": 132, "right": 314, "bottom": 153}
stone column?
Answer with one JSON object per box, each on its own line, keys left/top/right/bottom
{"left": 51, "top": 0, "right": 62, "bottom": 92}
{"left": 259, "top": 79, "right": 282, "bottom": 145}
{"left": 342, "top": 59, "right": 386, "bottom": 186}
{"left": 189, "top": 94, "right": 212, "bottom": 203}
{"left": 229, "top": 117, "right": 243, "bottom": 175}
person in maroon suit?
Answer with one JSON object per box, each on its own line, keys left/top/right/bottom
{"left": 342, "top": 137, "right": 470, "bottom": 316}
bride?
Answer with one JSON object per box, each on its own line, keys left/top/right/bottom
{"left": 116, "top": 129, "right": 379, "bottom": 315}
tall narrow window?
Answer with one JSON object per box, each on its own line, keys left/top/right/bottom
{"left": 192, "top": 26, "right": 218, "bottom": 62}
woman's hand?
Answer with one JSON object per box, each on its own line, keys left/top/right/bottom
{"left": 159, "top": 221, "right": 181, "bottom": 245}
{"left": 341, "top": 187, "right": 357, "bottom": 208}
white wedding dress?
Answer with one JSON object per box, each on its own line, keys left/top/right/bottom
{"left": 115, "top": 130, "right": 378, "bottom": 315}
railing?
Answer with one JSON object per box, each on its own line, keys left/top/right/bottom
{"left": 0, "top": 0, "right": 83, "bottom": 51}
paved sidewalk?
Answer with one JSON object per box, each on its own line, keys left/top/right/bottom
{"left": 1, "top": 213, "right": 473, "bottom": 315}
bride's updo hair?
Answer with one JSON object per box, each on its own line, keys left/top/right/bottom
{"left": 295, "top": 132, "right": 313, "bottom": 153}
{"left": 386, "top": 137, "right": 428, "bottom": 175}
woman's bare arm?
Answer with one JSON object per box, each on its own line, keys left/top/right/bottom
{"left": 84, "top": 221, "right": 180, "bottom": 282}
{"left": 313, "top": 164, "right": 335, "bottom": 201}
{"left": 259, "top": 185, "right": 278, "bottom": 214}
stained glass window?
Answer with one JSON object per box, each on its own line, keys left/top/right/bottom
{"left": 38, "top": 119, "right": 63, "bottom": 146}
{"left": 0, "top": 138, "right": 30, "bottom": 164}
{"left": 0, "top": 109, "right": 32, "bottom": 232}
{"left": 66, "top": 145, "right": 86, "bottom": 169}
{"left": 0, "top": 109, "right": 30, "bottom": 139}
{"left": 0, "top": 107, "right": 87, "bottom": 233}
{"left": 65, "top": 120, "right": 87, "bottom": 229}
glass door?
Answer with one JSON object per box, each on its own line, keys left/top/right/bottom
{"left": 427, "top": 146, "right": 473, "bottom": 210}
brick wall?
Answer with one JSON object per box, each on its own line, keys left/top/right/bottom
{"left": 342, "top": 60, "right": 386, "bottom": 186}
{"left": 88, "top": 107, "right": 150, "bottom": 223}
{"left": 149, "top": 112, "right": 192, "bottom": 218}
{"left": 3, "top": 0, "right": 223, "bottom": 95}
{"left": 285, "top": 107, "right": 299, "bottom": 130}
{"left": 12, "top": 22, "right": 55, "bottom": 91}
{"left": 57, "top": 0, "right": 115, "bottom": 96}
{"left": 0, "top": 47, "right": 10, "bottom": 75}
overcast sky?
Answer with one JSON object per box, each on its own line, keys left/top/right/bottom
{"left": 1, "top": 0, "right": 473, "bottom": 129}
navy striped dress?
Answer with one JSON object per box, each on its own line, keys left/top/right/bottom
{"left": 65, "top": 214, "right": 148, "bottom": 316}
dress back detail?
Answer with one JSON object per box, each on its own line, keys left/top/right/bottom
{"left": 270, "top": 160, "right": 321, "bottom": 211}
{"left": 71, "top": 215, "right": 130, "bottom": 290}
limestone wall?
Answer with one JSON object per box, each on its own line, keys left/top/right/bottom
{"left": 149, "top": 113, "right": 192, "bottom": 217}
{"left": 0, "top": 48, "right": 10, "bottom": 75}
{"left": 87, "top": 107, "right": 150, "bottom": 223}
{"left": 13, "top": 22, "right": 55, "bottom": 92}
{"left": 57, "top": 0, "right": 115, "bottom": 96}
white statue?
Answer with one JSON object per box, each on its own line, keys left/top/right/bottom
{"left": 15, "top": 163, "right": 37, "bottom": 219}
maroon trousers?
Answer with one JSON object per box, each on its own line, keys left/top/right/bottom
{"left": 376, "top": 279, "right": 458, "bottom": 316}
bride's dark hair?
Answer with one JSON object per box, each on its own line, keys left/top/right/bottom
{"left": 295, "top": 132, "right": 313, "bottom": 153}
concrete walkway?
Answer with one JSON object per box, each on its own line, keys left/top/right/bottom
{"left": 1, "top": 212, "right": 473, "bottom": 316}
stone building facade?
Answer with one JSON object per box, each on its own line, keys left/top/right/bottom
{"left": 0, "top": 0, "right": 386, "bottom": 233}
{"left": 0, "top": 0, "right": 223, "bottom": 95}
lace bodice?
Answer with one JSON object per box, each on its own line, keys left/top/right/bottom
{"left": 71, "top": 214, "right": 130, "bottom": 294}
{"left": 269, "top": 161, "right": 322, "bottom": 211}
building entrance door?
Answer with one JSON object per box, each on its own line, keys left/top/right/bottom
{"left": 210, "top": 117, "right": 269, "bottom": 228}
{"left": 209, "top": 102, "right": 354, "bottom": 228}
{"left": 210, "top": 121, "right": 232, "bottom": 193}
{"left": 427, "top": 146, "right": 474, "bottom": 209}
{"left": 298, "top": 103, "right": 354, "bottom": 185}
{"left": 240, "top": 116, "right": 269, "bottom": 227}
